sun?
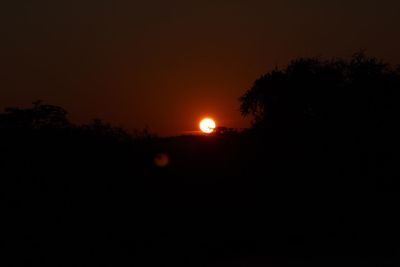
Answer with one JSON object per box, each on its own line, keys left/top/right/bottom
{"left": 200, "top": 118, "right": 216, "bottom": 134}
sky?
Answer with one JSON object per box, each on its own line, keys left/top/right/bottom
{"left": 1, "top": 0, "right": 400, "bottom": 136}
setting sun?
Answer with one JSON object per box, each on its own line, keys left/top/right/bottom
{"left": 200, "top": 118, "right": 216, "bottom": 134}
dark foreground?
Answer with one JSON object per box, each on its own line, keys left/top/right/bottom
{"left": 1, "top": 125, "right": 398, "bottom": 266}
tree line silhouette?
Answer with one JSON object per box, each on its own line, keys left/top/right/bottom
{"left": 1, "top": 53, "right": 399, "bottom": 266}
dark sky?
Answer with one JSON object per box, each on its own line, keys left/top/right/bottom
{"left": 1, "top": 0, "right": 400, "bottom": 135}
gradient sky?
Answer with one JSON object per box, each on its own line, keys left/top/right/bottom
{"left": 1, "top": 0, "right": 400, "bottom": 135}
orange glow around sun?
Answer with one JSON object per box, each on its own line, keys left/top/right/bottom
{"left": 200, "top": 118, "right": 216, "bottom": 134}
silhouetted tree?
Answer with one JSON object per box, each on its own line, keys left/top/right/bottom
{"left": 239, "top": 52, "right": 400, "bottom": 153}
{"left": 0, "top": 100, "right": 70, "bottom": 130}
{"left": 240, "top": 52, "right": 400, "bottom": 132}
{"left": 240, "top": 52, "right": 400, "bottom": 187}
{"left": 81, "top": 118, "right": 133, "bottom": 143}
{"left": 212, "top": 126, "right": 238, "bottom": 136}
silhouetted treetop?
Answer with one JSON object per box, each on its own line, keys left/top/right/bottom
{"left": 0, "top": 101, "right": 154, "bottom": 147}
{"left": 0, "top": 101, "right": 70, "bottom": 130}
{"left": 240, "top": 52, "right": 400, "bottom": 132}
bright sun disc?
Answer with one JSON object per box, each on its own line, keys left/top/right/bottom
{"left": 200, "top": 118, "right": 216, "bottom": 134}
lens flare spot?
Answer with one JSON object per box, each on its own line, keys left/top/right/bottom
{"left": 154, "top": 153, "right": 170, "bottom": 168}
